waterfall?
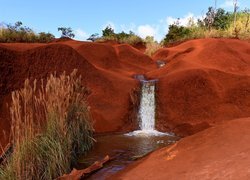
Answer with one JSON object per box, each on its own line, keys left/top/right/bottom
{"left": 126, "top": 76, "right": 168, "bottom": 136}
{"left": 139, "top": 80, "right": 156, "bottom": 131}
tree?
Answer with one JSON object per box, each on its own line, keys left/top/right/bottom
{"left": 57, "top": 27, "right": 75, "bottom": 38}
{"left": 213, "top": 8, "right": 231, "bottom": 30}
{"left": 244, "top": 8, "right": 250, "bottom": 32}
{"left": 102, "top": 25, "right": 115, "bottom": 37}
{"left": 204, "top": 7, "right": 216, "bottom": 30}
{"left": 7, "top": 21, "right": 23, "bottom": 31}
{"left": 87, "top": 33, "right": 99, "bottom": 42}
{"left": 204, "top": 7, "right": 230, "bottom": 30}
{"left": 233, "top": 0, "right": 238, "bottom": 29}
{"left": 163, "top": 24, "right": 191, "bottom": 44}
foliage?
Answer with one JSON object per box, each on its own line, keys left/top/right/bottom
{"left": 163, "top": 7, "right": 250, "bottom": 45}
{"left": 0, "top": 70, "right": 94, "bottom": 180}
{"left": 87, "top": 33, "right": 99, "bottom": 42}
{"left": 102, "top": 25, "right": 115, "bottom": 37}
{"left": 0, "top": 21, "right": 55, "bottom": 43}
{"left": 213, "top": 8, "right": 232, "bottom": 30}
{"left": 144, "top": 36, "right": 162, "bottom": 56}
{"left": 58, "top": 27, "right": 75, "bottom": 38}
{"left": 96, "top": 26, "right": 144, "bottom": 45}
{"left": 38, "top": 32, "right": 55, "bottom": 43}
{"left": 163, "top": 24, "right": 191, "bottom": 44}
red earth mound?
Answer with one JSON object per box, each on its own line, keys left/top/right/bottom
{"left": 0, "top": 38, "right": 250, "bottom": 146}
{"left": 0, "top": 40, "right": 156, "bottom": 147}
{"left": 113, "top": 117, "right": 250, "bottom": 180}
{"left": 148, "top": 38, "right": 250, "bottom": 136}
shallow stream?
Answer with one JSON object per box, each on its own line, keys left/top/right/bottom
{"left": 78, "top": 133, "right": 179, "bottom": 179}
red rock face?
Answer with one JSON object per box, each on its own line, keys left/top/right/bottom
{"left": 112, "top": 117, "right": 250, "bottom": 180}
{"left": 0, "top": 40, "right": 156, "bottom": 147}
{"left": 150, "top": 38, "right": 250, "bottom": 136}
{"left": 1, "top": 38, "right": 250, "bottom": 147}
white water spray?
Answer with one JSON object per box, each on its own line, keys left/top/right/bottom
{"left": 139, "top": 80, "right": 156, "bottom": 131}
{"left": 126, "top": 78, "right": 167, "bottom": 136}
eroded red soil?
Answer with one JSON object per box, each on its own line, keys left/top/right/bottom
{"left": 1, "top": 38, "right": 250, "bottom": 151}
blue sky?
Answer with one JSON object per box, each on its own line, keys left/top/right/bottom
{"left": 1, "top": 0, "right": 249, "bottom": 41}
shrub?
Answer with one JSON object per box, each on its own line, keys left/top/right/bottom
{"left": 102, "top": 25, "right": 115, "bottom": 37}
{"left": 0, "top": 70, "right": 94, "bottom": 179}
{"left": 118, "top": 33, "right": 144, "bottom": 45}
{"left": 96, "top": 26, "right": 144, "bottom": 45}
{"left": 163, "top": 24, "right": 191, "bottom": 44}
{"left": 0, "top": 21, "right": 55, "bottom": 43}
{"left": 38, "top": 32, "right": 55, "bottom": 43}
{"left": 144, "top": 36, "right": 162, "bottom": 56}
{"left": 162, "top": 8, "right": 250, "bottom": 45}
{"left": 58, "top": 27, "right": 75, "bottom": 38}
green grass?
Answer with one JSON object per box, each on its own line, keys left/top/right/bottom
{"left": 0, "top": 70, "right": 94, "bottom": 180}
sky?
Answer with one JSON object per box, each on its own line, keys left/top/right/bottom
{"left": 1, "top": 0, "right": 250, "bottom": 41}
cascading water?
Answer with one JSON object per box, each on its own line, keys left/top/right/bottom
{"left": 139, "top": 80, "right": 156, "bottom": 131}
{"left": 127, "top": 76, "right": 168, "bottom": 136}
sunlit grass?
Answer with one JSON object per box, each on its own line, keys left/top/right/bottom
{"left": 0, "top": 70, "right": 94, "bottom": 179}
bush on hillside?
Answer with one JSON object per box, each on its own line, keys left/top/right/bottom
{"left": 163, "top": 24, "right": 191, "bottom": 44}
{"left": 0, "top": 21, "right": 55, "bottom": 43}
{"left": 163, "top": 7, "right": 250, "bottom": 45}
{"left": 94, "top": 26, "right": 144, "bottom": 45}
{"left": 58, "top": 27, "right": 75, "bottom": 38}
{"left": 102, "top": 25, "right": 115, "bottom": 37}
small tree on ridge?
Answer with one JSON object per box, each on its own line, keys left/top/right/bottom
{"left": 58, "top": 27, "right": 75, "bottom": 38}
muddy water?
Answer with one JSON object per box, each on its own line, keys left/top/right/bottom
{"left": 78, "top": 133, "right": 179, "bottom": 179}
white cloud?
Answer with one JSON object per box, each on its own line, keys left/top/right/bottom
{"left": 75, "top": 29, "right": 89, "bottom": 40}
{"left": 95, "top": 12, "right": 202, "bottom": 42}
{"left": 221, "top": 0, "right": 234, "bottom": 8}
{"left": 220, "top": 0, "right": 240, "bottom": 10}
{"left": 166, "top": 13, "right": 201, "bottom": 27}
{"left": 137, "top": 24, "right": 157, "bottom": 38}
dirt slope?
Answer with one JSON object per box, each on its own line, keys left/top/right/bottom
{"left": 113, "top": 117, "right": 250, "bottom": 180}
{"left": 149, "top": 38, "right": 250, "bottom": 136}
{"left": 0, "top": 40, "right": 156, "bottom": 146}
{"left": 1, "top": 38, "right": 250, "bottom": 146}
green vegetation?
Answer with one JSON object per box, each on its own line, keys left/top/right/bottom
{"left": 163, "top": 24, "right": 192, "bottom": 44}
{"left": 89, "top": 25, "right": 144, "bottom": 45}
{"left": 162, "top": 7, "right": 250, "bottom": 45}
{"left": 0, "top": 21, "right": 55, "bottom": 43}
{"left": 0, "top": 70, "right": 94, "bottom": 180}
{"left": 58, "top": 27, "right": 75, "bottom": 38}
{"left": 144, "top": 36, "right": 163, "bottom": 56}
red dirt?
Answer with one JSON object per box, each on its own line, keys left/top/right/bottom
{"left": 0, "top": 40, "right": 156, "bottom": 147}
{"left": 113, "top": 117, "right": 250, "bottom": 180}
{"left": 1, "top": 38, "right": 250, "bottom": 179}
{"left": 0, "top": 38, "right": 250, "bottom": 146}
{"left": 150, "top": 38, "right": 250, "bottom": 136}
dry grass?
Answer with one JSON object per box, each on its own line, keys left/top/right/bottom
{"left": 145, "top": 42, "right": 163, "bottom": 57}
{"left": 0, "top": 70, "right": 94, "bottom": 179}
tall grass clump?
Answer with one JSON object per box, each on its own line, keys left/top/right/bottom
{"left": 0, "top": 70, "right": 94, "bottom": 179}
